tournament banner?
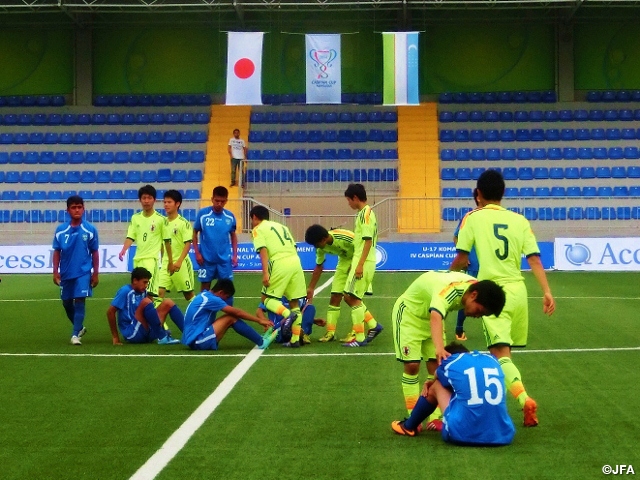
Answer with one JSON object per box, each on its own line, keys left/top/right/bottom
{"left": 554, "top": 237, "right": 640, "bottom": 271}
{"left": 226, "top": 241, "right": 554, "bottom": 272}
{"left": 383, "top": 32, "right": 419, "bottom": 105}
{"left": 226, "top": 32, "right": 264, "bottom": 105}
{"left": 306, "top": 34, "right": 341, "bottom": 104}
{"left": 0, "top": 245, "right": 129, "bottom": 274}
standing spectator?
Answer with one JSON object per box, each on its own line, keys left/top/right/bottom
{"left": 228, "top": 128, "right": 247, "bottom": 187}
{"left": 52, "top": 195, "right": 99, "bottom": 345}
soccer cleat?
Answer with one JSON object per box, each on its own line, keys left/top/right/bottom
{"left": 259, "top": 328, "right": 275, "bottom": 350}
{"left": 301, "top": 333, "right": 311, "bottom": 345}
{"left": 523, "top": 397, "right": 539, "bottom": 427}
{"left": 342, "top": 340, "right": 367, "bottom": 347}
{"left": 70, "top": 335, "right": 82, "bottom": 346}
{"left": 280, "top": 312, "right": 298, "bottom": 339}
{"left": 426, "top": 419, "right": 443, "bottom": 432}
{"left": 282, "top": 341, "right": 300, "bottom": 348}
{"left": 158, "top": 335, "right": 180, "bottom": 345}
{"left": 391, "top": 420, "right": 417, "bottom": 437}
{"left": 455, "top": 332, "right": 468, "bottom": 341}
{"left": 365, "top": 323, "right": 384, "bottom": 344}
{"left": 340, "top": 331, "right": 356, "bottom": 343}
{"left": 318, "top": 331, "right": 335, "bottom": 343}
{"left": 78, "top": 327, "right": 87, "bottom": 338}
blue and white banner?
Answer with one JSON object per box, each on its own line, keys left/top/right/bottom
{"left": 305, "top": 34, "right": 341, "bottom": 104}
{"left": 383, "top": 32, "right": 419, "bottom": 105}
{"left": 555, "top": 237, "right": 640, "bottom": 271}
{"left": 0, "top": 245, "right": 128, "bottom": 274}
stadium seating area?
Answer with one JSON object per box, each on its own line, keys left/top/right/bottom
{"left": 438, "top": 98, "right": 640, "bottom": 222}
{"left": 244, "top": 106, "right": 399, "bottom": 191}
{"left": 0, "top": 95, "right": 66, "bottom": 107}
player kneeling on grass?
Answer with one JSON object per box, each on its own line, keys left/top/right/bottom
{"left": 183, "top": 279, "right": 275, "bottom": 351}
{"left": 107, "top": 267, "right": 183, "bottom": 345}
{"left": 256, "top": 296, "right": 326, "bottom": 345}
{"left": 393, "top": 271, "right": 505, "bottom": 429}
{"left": 392, "top": 342, "right": 515, "bottom": 446}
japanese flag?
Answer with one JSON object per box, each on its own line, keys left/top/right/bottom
{"left": 226, "top": 32, "right": 264, "bottom": 105}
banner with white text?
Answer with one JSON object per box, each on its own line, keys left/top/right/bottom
{"left": 306, "top": 34, "right": 341, "bottom": 104}
{"left": 554, "top": 237, "right": 640, "bottom": 271}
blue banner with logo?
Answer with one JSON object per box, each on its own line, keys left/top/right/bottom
{"left": 129, "top": 241, "right": 553, "bottom": 273}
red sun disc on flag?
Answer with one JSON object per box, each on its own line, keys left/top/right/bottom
{"left": 234, "top": 58, "right": 255, "bottom": 79}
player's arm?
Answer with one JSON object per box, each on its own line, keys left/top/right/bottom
{"left": 173, "top": 240, "right": 192, "bottom": 271}
{"left": 227, "top": 144, "right": 232, "bottom": 157}
{"left": 106, "top": 305, "right": 123, "bottom": 345}
{"left": 192, "top": 228, "right": 204, "bottom": 266}
{"left": 450, "top": 251, "right": 470, "bottom": 271}
{"left": 91, "top": 249, "right": 99, "bottom": 288}
{"left": 221, "top": 305, "right": 273, "bottom": 330}
{"left": 258, "top": 247, "right": 270, "bottom": 287}
{"left": 526, "top": 254, "right": 555, "bottom": 316}
{"left": 52, "top": 249, "right": 61, "bottom": 285}
{"left": 307, "top": 263, "right": 325, "bottom": 302}
{"left": 230, "top": 230, "right": 238, "bottom": 267}
{"left": 355, "top": 238, "right": 372, "bottom": 279}
{"left": 164, "top": 239, "right": 175, "bottom": 273}
{"left": 119, "top": 238, "right": 134, "bottom": 262}
{"left": 429, "top": 309, "right": 451, "bottom": 364}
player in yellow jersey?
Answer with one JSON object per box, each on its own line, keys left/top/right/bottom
{"left": 305, "top": 224, "right": 376, "bottom": 343}
{"left": 342, "top": 184, "right": 383, "bottom": 347}
{"left": 250, "top": 205, "right": 307, "bottom": 347}
{"left": 119, "top": 185, "right": 166, "bottom": 298}
{"left": 451, "top": 169, "right": 556, "bottom": 427}
{"left": 158, "top": 190, "right": 195, "bottom": 302}
{"left": 392, "top": 270, "right": 505, "bottom": 428}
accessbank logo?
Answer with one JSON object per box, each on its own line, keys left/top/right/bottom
{"left": 0, "top": 245, "right": 128, "bottom": 274}
{"left": 555, "top": 238, "right": 640, "bottom": 271}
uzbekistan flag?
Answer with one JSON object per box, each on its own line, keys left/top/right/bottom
{"left": 383, "top": 32, "right": 419, "bottom": 105}
{"left": 226, "top": 32, "right": 264, "bottom": 105}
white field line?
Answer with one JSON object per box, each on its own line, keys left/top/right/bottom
{"left": 2, "top": 346, "right": 639, "bottom": 359}
{"left": 127, "top": 275, "right": 334, "bottom": 480}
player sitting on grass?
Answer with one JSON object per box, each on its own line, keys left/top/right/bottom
{"left": 392, "top": 342, "right": 515, "bottom": 446}
{"left": 183, "top": 279, "right": 274, "bottom": 351}
{"left": 107, "top": 267, "right": 183, "bottom": 345}
{"left": 256, "top": 296, "right": 326, "bottom": 345}
{"left": 393, "top": 271, "right": 505, "bottom": 430}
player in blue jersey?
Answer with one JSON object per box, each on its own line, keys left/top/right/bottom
{"left": 183, "top": 279, "right": 274, "bottom": 350}
{"left": 107, "top": 267, "right": 183, "bottom": 345}
{"left": 192, "top": 186, "right": 238, "bottom": 303}
{"left": 392, "top": 342, "right": 515, "bottom": 446}
{"left": 256, "top": 297, "right": 326, "bottom": 345}
{"left": 453, "top": 190, "right": 480, "bottom": 341}
{"left": 52, "top": 195, "right": 100, "bottom": 345}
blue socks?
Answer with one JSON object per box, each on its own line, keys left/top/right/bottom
{"left": 72, "top": 301, "right": 86, "bottom": 337}
{"left": 404, "top": 396, "right": 438, "bottom": 431}
{"left": 62, "top": 299, "right": 74, "bottom": 324}
{"left": 143, "top": 303, "right": 166, "bottom": 340}
{"left": 231, "top": 319, "right": 263, "bottom": 346}
{"left": 301, "top": 304, "right": 316, "bottom": 335}
{"left": 168, "top": 305, "right": 184, "bottom": 332}
{"left": 456, "top": 309, "right": 466, "bottom": 335}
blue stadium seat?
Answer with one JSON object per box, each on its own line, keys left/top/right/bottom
{"left": 20, "top": 171, "right": 36, "bottom": 183}
{"left": 457, "top": 188, "right": 474, "bottom": 198}
{"left": 588, "top": 109, "right": 604, "bottom": 121}
{"left": 483, "top": 129, "right": 498, "bottom": 142}
{"left": 515, "top": 129, "right": 530, "bottom": 142}
{"left": 439, "top": 111, "right": 454, "bottom": 123}
{"left": 470, "top": 149, "right": 485, "bottom": 161}
{"left": 338, "top": 148, "right": 352, "bottom": 159}
{"left": 486, "top": 148, "right": 500, "bottom": 161}
{"left": 9, "top": 152, "right": 24, "bottom": 164}
{"left": 520, "top": 187, "right": 534, "bottom": 197}
{"left": 516, "top": 148, "right": 532, "bottom": 161}
{"left": 368, "top": 129, "right": 383, "bottom": 142}
{"left": 518, "top": 167, "right": 533, "bottom": 180}
{"left": 442, "top": 208, "right": 458, "bottom": 222}
{"left": 523, "top": 207, "right": 537, "bottom": 221}
{"left": 597, "top": 186, "right": 613, "bottom": 197}
{"left": 531, "top": 148, "right": 546, "bottom": 160}
{"left": 630, "top": 186, "right": 640, "bottom": 197}
{"left": 547, "top": 148, "right": 562, "bottom": 160}
{"left": 580, "top": 166, "right": 595, "bottom": 179}
{"left": 552, "top": 207, "right": 566, "bottom": 220}
{"left": 632, "top": 207, "right": 640, "bottom": 220}
{"left": 609, "top": 147, "right": 624, "bottom": 160}
{"left": 501, "top": 149, "right": 516, "bottom": 161}
{"left": 368, "top": 149, "right": 382, "bottom": 160}
{"left": 187, "top": 170, "right": 203, "bottom": 182}
{"left": 533, "top": 167, "right": 549, "bottom": 179}
{"left": 353, "top": 149, "right": 367, "bottom": 159}
{"left": 439, "top": 130, "right": 454, "bottom": 142}
{"left": 2, "top": 190, "right": 17, "bottom": 200}
{"left": 307, "top": 149, "right": 322, "bottom": 160}
{"left": 126, "top": 171, "right": 142, "bottom": 183}
{"left": 622, "top": 128, "right": 636, "bottom": 140}
{"left": 456, "top": 168, "right": 471, "bottom": 180}
{"left": 584, "top": 207, "right": 601, "bottom": 220}
{"left": 545, "top": 129, "right": 560, "bottom": 141}
{"left": 564, "top": 167, "right": 580, "bottom": 179}
{"left": 441, "top": 168, "right": 456, "bottom": 181}
{"left": 471, "top": 167, "right": 485, "bottom": 180}
{"left": 535, "top": 187, "right": 550, "bottom": 197}
{"left": 502, "top": 167, "right": 517, "bottom": 180}
{"left": 382, "top": 149, "right": 398, "bottom": 159}
{"left": 620, "top": 110, "right": 634, "bottom": 122}
{"left": 613, "top": 186, "right": 629, "bottom": 197}
{"left": 582, "top": 186, "right": 597, "bottom": 197}
{"left": 499, "top": 111, "right": 513, "bottom": 122}
{"left": 529, "top": 128, "right": 544, "bottom": 141}
{"left": 262, "top": 149, "right": 277, "bottom": 160}
{"left": 617, "top": 207, "right": 631, "bottom": 220}
{"left": 277, "top": 149, "right": 292, "bottom": 160}
{"left": 628, "top": 166, "right": 640, "bottom": 178}
{"left": 456, "top": 149, "right": 470, "bottom": 161}
{"left": 624, "top": 146, "right": 639, "bottom": 159}
{"left": 602, "top": 207, "right": 616, "bottom": 220}
{"left": 323, "top": 130, "right": 338, "bottom": 142}
{"left": 279, "top": 112, "right": 294, "bottom": 124}
{"left": 504, "top": 187, "right": 518, "bottom": 198}
{"left": 499, "top": 129, "right": 515, "bottom": 142}
{"left": 604, "top": 110, "right": 618, "bottom": 121}
{"left": 565, "top": 186, "right": 581, "bottom": 197}
{"left": 568, "top": 207, "right": 583, "bottom": 220}
{"left": 442, "top": 188, "right": 457, "bottom": 198}
{"left": 381, "top": 168, "right": 398, "bottom": 181}
{"left": 111, "top": 171, "right": 126, "bottom": 183}
{"left": 606, "top": 128, "right": 621, "bottom": 140}
{"left": 96, "top": 170, "right": 111, "bottom": 183}
{"left": 279, "top": 130, "right": 294, "bottom": 143}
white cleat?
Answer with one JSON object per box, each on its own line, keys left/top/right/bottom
{"left": 70, "top": 335, "right": 82, "bottom": 346}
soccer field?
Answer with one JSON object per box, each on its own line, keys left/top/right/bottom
{"left": 0, "top": 271, "right": 638, "bottom": 480}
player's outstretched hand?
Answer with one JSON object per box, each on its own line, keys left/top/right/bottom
{"left": 436, "top": 347, "right": 451, "bottom": 365}
{"left": 306, "top": 287, "right": 315, "bottom": 303}
{"left": 91, "top": 273, "right": 99, "bottom": 288}
{"left": 231, "top": 255, "right": 238, "bottom": 268}
{"left": 543, "top": 293, "right": 555, "bottom": 316}
{"left": 112, "top": 338, "right": 123, "bottom": 346}
{"left": 258, "top": 318, "right": 274, "bottom": 330}
{"left": 118, "top": 250, "right": 126, "bottom": 262}
{"left": 262, "top": 273, "right": 270, "bottom": 287}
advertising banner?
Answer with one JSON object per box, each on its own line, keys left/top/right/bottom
{"left": 554, "top": 237, "right": 640, "bottom": 271}
{"left": 0, "top": 245, "right": 129, "bottom": 274}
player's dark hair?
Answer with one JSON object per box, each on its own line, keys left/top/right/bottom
{"left": 305, "top": 224, "right": 329, "bottom": 246}
{"left": 138, "top": 184, "right": 157, "bottom": 200}
{"left": 233, "top": 128, "right": 240, "bottom": 134}
{"left": 131, "top": 267, "right": 152, "bottom": 281}
{"left": 344, "top": 183, "right": 367, "bottom": 202}
{"left": 476, "top": 169, "right": 505, "bottom": 202}
{"left": 212, "top": 279, "right": 235, "bottom": 296}
{"left": 164, "top": 189, "right": 182, "bottom": 207}
{"left": 213, "top": 186, "right": 228, "bottom": 198}
{"left": 249, "top": 205, "right": 269, "bottom": 221}
{"left": 444, "top": 342, "right": 470, "bottom": 355}
{"left": 66, "top": 195, "right": 84, "bottom": 208}
{"left": 467, "top": 280, "right": 506, "bottom": 317}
